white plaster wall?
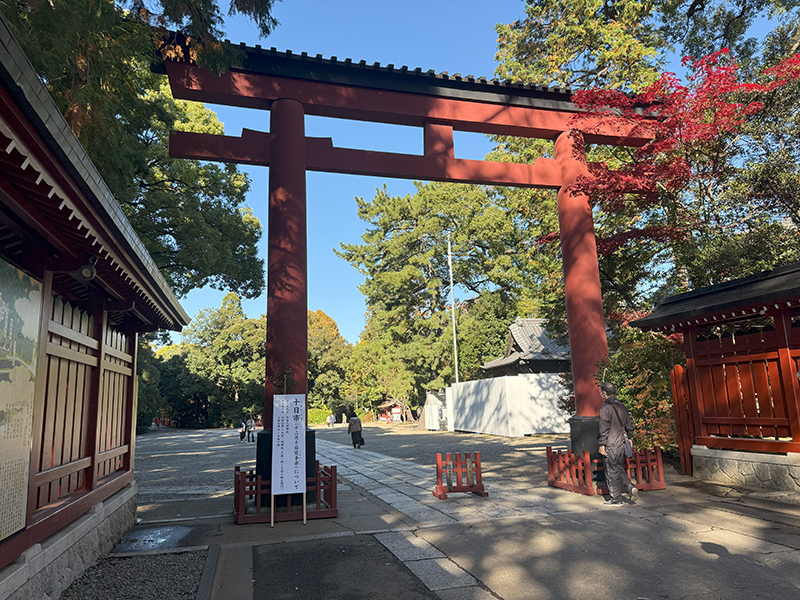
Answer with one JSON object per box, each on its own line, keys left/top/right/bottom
{"left": 424, "top": 390, "right": 446, "bottom": 431}
{"left": 507, "top": 374, "right": 570, "bottom": 435}
{"left": 448, "top": 374, "right": 570, "bottom": 437}
{"left": 452, "top": 377, "right": 511, "bottom": 436}
{"left": 445, "top": 387, "right": 455, "bottom": 432}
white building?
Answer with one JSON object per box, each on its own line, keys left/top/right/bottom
{"left": 436, "top": 318, "right": 572, "bottom": 436}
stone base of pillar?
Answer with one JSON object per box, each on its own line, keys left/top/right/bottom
{"left": 569, "top": 416, "right": 600, "bottom": 460}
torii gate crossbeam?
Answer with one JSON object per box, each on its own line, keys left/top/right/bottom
{"left": 165, "top": 48, "right": 651, "bottom": 458}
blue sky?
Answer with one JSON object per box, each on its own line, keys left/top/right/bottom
{"left": 176, "top": 0, "right": 527, "bottom": 343}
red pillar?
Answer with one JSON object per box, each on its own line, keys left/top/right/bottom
{"left": 264, "top": 98, "right": 308, "bottom": 428}
{"left": 554, "top": 130, "right": 608, "bottom": 417}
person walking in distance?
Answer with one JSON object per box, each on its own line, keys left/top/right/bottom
{"left": 245, "top": 416, "right": 256, "bottom": 443}
{"left": 598, "top": 381, "right": 639, "bottom": 507}
{"left": 348, "top": 415, "right": 365, "bottom": 448}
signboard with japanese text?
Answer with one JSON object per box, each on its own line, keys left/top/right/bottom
{"left": 271, "top": 394, "right": 307, "bottom": 495}
{"left": 0, "top": 258, "right": 42, "bottom": 542}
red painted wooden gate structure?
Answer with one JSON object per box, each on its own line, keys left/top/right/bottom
{"left": 633, "top": 262, "right": 800, "bottom": 475}
{"left": 163, "top": 45, "right": 652, "bottom": 425}
{"left": 0, "top": 22, "right": 188, "bottom": 569}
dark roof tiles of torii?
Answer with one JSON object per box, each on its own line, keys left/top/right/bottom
{"left": 631, "top": 261, "right": 800, "bottom": 332}
{"left": 164, "top": 41, "right": 651, "bottom": 148}
{"left": 227, "top": 43, "right": 578, "bottom": 111}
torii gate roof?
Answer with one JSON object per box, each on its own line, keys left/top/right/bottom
{"left": 164, "top": 44, "right": 652, "bottom": 190}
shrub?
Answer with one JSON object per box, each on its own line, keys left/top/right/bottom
{"left": 307, "top": 407, "right": 330, "bottom": 425}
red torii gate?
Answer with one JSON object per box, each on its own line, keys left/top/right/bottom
{"left": 164, "top": 47, "right": 649, "bottom": 452}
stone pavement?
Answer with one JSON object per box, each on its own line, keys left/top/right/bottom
{"left": 115, "top": 427, "right": 800, "bottom": 600}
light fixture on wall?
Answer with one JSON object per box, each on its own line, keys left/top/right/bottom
{"left": 76, "top": 256, "right": 97, "bottom": 283}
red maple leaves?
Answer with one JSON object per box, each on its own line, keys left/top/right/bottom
{"left": 556, "top": 49, "right": 800, "bottom": 257}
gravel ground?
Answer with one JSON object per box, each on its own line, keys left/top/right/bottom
{"left": 59, "top": 549, "right": 207, "bottom": 600}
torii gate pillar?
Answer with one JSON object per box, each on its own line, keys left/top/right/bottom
{"left": 265, "top": 98, "right": 309, "bottom": 414}
{"left": 555, "top": 130, "right": 608, "bottom": 455}
{"left": 257, "top": 98, "right": 315, "bottom": 478}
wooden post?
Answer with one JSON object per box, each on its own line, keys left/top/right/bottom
{"left": 123, "top": 323, "right": 138, "bottom": 473}
{"left": 265, "top": 98, "right": 308, "bottom": 428}
{"left": 27, "top": 270, "right": 53, "bottom": 521}
{"left": 87, "top": 304, "right": 108, "bottom": 490}
{"left": 682, "top": 327, "right": 705, "bottom": 447}
{"left": 554, "top": 130, "right": 608, "bottom": 417}
{"left": 772, "top": 310, "right": 800, "bottom": 444}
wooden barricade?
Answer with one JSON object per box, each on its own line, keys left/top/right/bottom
{"left": 233, "top": 461, "right": 338, "bottom": 524}
{"left": 593, "top": 447, "right": 667, "bottom": 495}
{"left": 433, "top": 452, "right": 489, "bottom": 499}
{"left": 546, "top": 447, "right": 595, "bottom": 495}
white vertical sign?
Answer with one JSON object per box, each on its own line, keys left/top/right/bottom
{"left": 271, "top": 394, "right": 307, "bottom": 494}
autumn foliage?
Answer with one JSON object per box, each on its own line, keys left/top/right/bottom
{"left": 570, "top": 49, "right": 800, "bottom": 212}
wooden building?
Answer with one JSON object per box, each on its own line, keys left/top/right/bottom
{"left": 0, "top": 15, "right": 188, "bottom": 595}
{"left": 632, "top": 262, "right": 800, "bottom": 490}
{"left": 481, "top": 318, "right": 571, "bottom": 376}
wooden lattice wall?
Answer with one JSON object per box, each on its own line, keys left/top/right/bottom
{"left": 673, "top": 311, "right": 800, "bottom": 474}
{"left": 12, "top": 269, "right": 139, "bottom": 545}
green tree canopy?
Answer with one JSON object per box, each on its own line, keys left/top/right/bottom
{"left": 0, "top": 0, "right": 275, "bottom": 297}
{"left": 164, "top": 293, "right": 267, "bottom": 425}
{"left": 489, "top": 1, "right": 800, "bottom": 448}
{"left": 308, "top": 310, "right": 352, "bottom": 411}
{"left": 339, "top": 182, "right": 540, "bottom": 408}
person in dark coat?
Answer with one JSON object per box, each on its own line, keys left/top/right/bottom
{"left": 347, "top": 416, "right": 364, "bottom": 448}
{"left": 598, "top": 381, "right": 639, "bottom": 507}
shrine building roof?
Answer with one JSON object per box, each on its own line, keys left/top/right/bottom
{"left": 0, "top": 16, "right": 189, "bottom": 331}
{"left": 631, "top": 261, "right": 800, "bottom": 332}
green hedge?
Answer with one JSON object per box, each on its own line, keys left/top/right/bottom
{"left": 307, "top": 407, "right": 330, "bottom": 424}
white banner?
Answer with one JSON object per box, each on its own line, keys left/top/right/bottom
{"left": 271, "top": 394, "right": 307, "bottom": 494}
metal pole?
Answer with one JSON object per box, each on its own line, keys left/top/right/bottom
{"left": 447, "top": 232, "right": 460, "bottom": 384}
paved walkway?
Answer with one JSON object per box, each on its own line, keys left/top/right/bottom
{"left": 114, "top": 427, "right": 800, "bottom": 600}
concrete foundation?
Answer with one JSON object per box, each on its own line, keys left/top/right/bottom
{"left": 692, "top": 446, "right": 800, "bottom": 491}
{"left": 0, "top": 483, "right": 137, "bottom": 600}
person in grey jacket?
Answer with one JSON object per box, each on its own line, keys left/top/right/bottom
{"left": 348, "top": 416, "right": 364, "bottom": 448}
{"left": 597, "top": 381, "right": 639, "bottom": 507}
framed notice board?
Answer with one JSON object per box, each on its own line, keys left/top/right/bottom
{"left": 0, "top": 258, "right": 42, "bottom": 542}
{"left": 271, "top": 394, "right": 307, "bottom": 495}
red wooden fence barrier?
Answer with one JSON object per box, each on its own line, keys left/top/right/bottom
{"left": 433, "top": 452, "right": 489, "bottom": 499}
{"left": 593, "top": 447, "right": 667, "bottom": 495}
{"left": 233, "top": 462, "right": 338, "bottom": 524}
{"left": 546, "top": 447, "right": 595, "bottom": 495}
{"left": 547, "top": 446, "right": 667, "bottom": 496}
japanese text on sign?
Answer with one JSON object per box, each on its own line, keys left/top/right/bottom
{"left": 271, "top": 394, "right": 306, "bottom": 494}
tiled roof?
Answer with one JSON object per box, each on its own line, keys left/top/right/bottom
{"left": 0, "top": 16, "right": 188, "bottom": 330}
{"left": 200, "top": 42, "right": 579, "bottom": 112}
{"left": 631, "top": 261, "right": 800, "bottom": 331}
{"left": 481, "top": 318, "right": 570, "bottom": 370}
